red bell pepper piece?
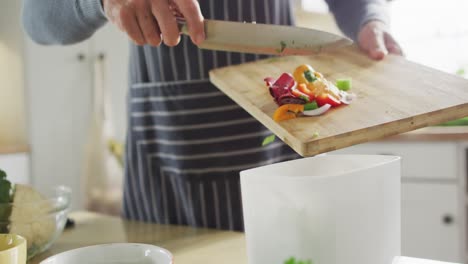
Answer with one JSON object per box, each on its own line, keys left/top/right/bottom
{"left": 316, "top": 93, "right": 342, "bottom": 107}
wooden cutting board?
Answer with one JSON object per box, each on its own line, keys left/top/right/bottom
{"left": 209, "top": 46, "right": 468, "bottom": 157}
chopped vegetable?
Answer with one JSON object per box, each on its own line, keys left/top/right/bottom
{"left": 284, "top": 257, "right": 313, "bottom": 264}
{"left": 340, "top": 91, "right": 357, "bottom": 105}
{"left": 291, "top": 89, "right": 311, "bottom": 102}
{"left": 266, "top": 73, "right": 298, "bottom": 106}
{"left": 262, "top": 134, "right": 276, "bottom": 146}
{"left": 280, "top": 41, "right": 287, "bottom": 52}
{"left": 304, "top": 70, "right": 317, "bottom": 83}
{"left": 276, "top": 41, "right": 287, "bottom": 53}
{"left": 265, "top": 64, "right": 355, "bottom": 123}
{"left": 304, "top": 101, "right": 318, "bottom": 111}
{"left": 316, "top": 93, "right": 341, "bottom": 107}
{"left": 312, "top": 131, "right": 320, "bottom": 138}
{"left": 336, "top": 78, "right": 352, "bottom": 91}
{"left": 293, "top": 64, "right": 315, "bottom": 84}
{"left": 297, "top": 83, "right": 315, "bottom": 101}
{"left": 303, "top": 104, "right": 332, "bottom": 116}
{"left": 273, "top": 104, "right": 304, "bottom": 122}
{"left": 456, "top": 68, "right": 466, "bottom": 77}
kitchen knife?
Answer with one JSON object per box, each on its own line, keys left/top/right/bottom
{"left": 178, "top": 19, "right": 353, "bottom": 55}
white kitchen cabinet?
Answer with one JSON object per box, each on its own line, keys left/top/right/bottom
{"left": 402, "top": 183, "right": 462, "bottom": 263}
{"left": 24, "top": 38, "right": 93, "bottom": 210}
{"left": 331, "top": 141, "right": 464, "bottom": 263}
{"left": 331, "top": 142, "right": 458, "bottom": 180}
{"left": 24, "top": 24, "right": 128, "bottom": 210}
{"left": 0, "top": 153, "right": 30, "bottom": 185}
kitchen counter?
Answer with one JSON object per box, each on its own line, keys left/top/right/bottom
{"left": 30, "top": 211, "right": 247, "bottom": 264}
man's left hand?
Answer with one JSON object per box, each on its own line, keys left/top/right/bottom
{"left": 358, "top": 20, "right": 403, "bottom": 60}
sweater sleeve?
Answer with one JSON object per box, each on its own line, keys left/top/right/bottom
{"left": 325, "top": 0, "right": 390, "bottom": 41}
{"left": 22, "top": 0, "right": 108, "bottom": 45}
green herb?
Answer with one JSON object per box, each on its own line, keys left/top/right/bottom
{"left": 304, "top": 101, "right": 318, "bottom": 111}
{"left": 262, "top": 134, "right": 276, "bottom": 146}
{"left": 284, "top": 257, "right": 313, "bottom": 264}
{"left": 276, "top": 41, "right": 287, "bottom": 53}
{"left": 304, "top": 70, "right": 317, "bottom": 83}
{"left": 336, "top": 79, "right": 352, "bottom": 91}
{"left": 299, "top": 95, "right": 310, "bottom": 102}
{"left": 456, "top": 68, "right": 466, "bottom": 77}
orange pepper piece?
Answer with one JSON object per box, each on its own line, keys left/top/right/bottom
{"left": 273, "top": 104, "right": 305, "bottom": 122}
{"left": 293, "top": 64, "right": 315, "bottom": 84}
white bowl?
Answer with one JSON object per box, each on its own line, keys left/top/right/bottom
{"left": 39, "top": 243, "right": 173, "bottom": 264}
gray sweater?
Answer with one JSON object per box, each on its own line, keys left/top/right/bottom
{"left": 22, "top": 0, "right": 389, "bottom": 45}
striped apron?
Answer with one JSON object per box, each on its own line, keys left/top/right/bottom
{"left": 123, "top": 0, "right": 300, "bottom": 231}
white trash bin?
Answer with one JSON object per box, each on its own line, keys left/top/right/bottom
{"left": 241, "top": 155, "right": 401, "bottom": 264}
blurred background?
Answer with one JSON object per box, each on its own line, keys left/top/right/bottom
{"left": 1, "top": 0, "right": 468, "bottom": 262}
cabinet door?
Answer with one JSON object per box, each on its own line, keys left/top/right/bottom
{"left": 402, "top": 183, "right": 461, "bottom": 263}
{"left": 91, "top": 24, "right": 129, "bottom": 143}
{"left": 330, "top": 142, "right": 458, "bottom": 180}
{"left": 24, "top": 39, "right": 92, "bottom": 209}
{"left": 0, "top": 153, "right": 30, "bottom": 184}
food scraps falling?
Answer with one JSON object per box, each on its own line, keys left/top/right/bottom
{"left": 284, "top": 257, "right": 314, "bottom": 264}
{"left": 265, "top": 64, "right": 355, "bottom": 122}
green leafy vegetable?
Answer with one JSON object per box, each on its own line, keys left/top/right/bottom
{"left": 0, "top": 169, "right": 13, "bottom": 203}
{"left": 0, "top": 169, "right": 14, "bottom": 233}
{"left": 304, "top": 70, "right": 317, "bottom": 83}
{"left": 262, "top": 134, "right": 276, "bottom": 146}
{"left": 336, "top": 79, "right": 352, "bottom": 91}
{"left": 304, "top": 101, "right": 318, "bottom": 111}
{"left": 456, "top": 68, "right": 466, "bottom": 77}
{"left": 284, "top": 257, "right": 313, "bottom": 264}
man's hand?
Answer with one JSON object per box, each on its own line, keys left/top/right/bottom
{"left": 102, "top": 0, "right": 205, "bottom": 46}
{"left": 358, "top": 20, "right": 403, "bottom": 60}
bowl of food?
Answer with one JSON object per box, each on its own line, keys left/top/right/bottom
{"left": 39, "top": 243, "right": 173, "bottom": 264}
{"left": 0, "top": 169, "right": 71, "bottom": 259}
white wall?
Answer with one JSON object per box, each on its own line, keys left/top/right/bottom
{"left": 0, "top": 0, "right": 27, "bottom": 146}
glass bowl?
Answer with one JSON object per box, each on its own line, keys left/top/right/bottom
{"left": 0, "top": 186, "right": 71, "bottom": 259}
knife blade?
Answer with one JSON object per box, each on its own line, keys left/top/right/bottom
{"left": 179, "top": 19, "right": 353, "bottom": 56}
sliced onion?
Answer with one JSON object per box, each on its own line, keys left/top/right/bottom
{"left": 340, "top": 92, "right": 357, "bottom": 105}
{"left": 303, "top": 104, "right": 332, "bottom": 116}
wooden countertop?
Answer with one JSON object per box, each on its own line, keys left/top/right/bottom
{"left": 30, "top": 211, "right": 248, "bottom": 264}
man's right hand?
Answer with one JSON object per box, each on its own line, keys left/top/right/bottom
{"left": 102, "top": 0, "right": 205, "bottom": 47}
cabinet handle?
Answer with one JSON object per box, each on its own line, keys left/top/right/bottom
{"left": 77, "top": 53, "right": 86, "bottom": 61}
{"left": 442, "top": 214, "right": 454, "bottom": 225}
{"left": 97, "top": 52, "right": 106, "bottom": 61}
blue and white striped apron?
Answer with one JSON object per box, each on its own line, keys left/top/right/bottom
{"left": 123, "top": 0, "right": 300, "bottom": 230}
